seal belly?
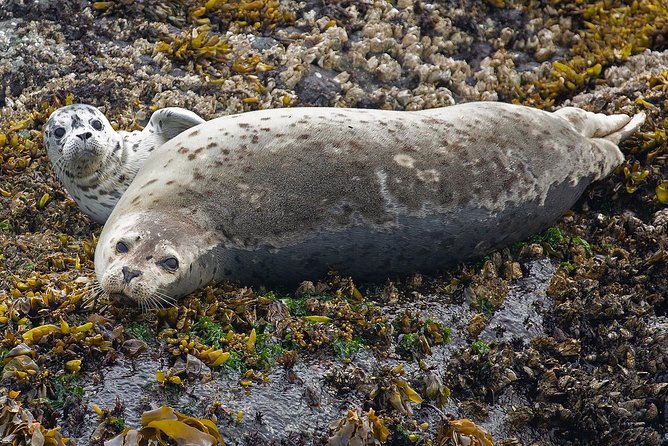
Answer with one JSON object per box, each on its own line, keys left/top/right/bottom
{"left": 214, "top": 176, "right": 591, "bottom": 286}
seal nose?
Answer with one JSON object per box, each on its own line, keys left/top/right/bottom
{"left": 122, "top": 266, "right": 142, "bottom": 283}
{"left": 76, "top": 131, "right": 92, "bottom": 140}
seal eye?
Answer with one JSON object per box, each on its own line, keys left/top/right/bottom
{"left": 54, "top": 127, "right": 66, "bottom": 138}
{"left": 91, "top": 119, "right": 103, "bottom": 131}
{"left": 115, "top": 241, "right": 128, "bottom": 253}
{"left": 160, "top": 257, "right": 179, "bottom": 271}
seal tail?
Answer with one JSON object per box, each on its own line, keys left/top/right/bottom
{"left": 555, "top": 107, "right": 646, "bottom": 181}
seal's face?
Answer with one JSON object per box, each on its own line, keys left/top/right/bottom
{"left": 94, "top": 213, "right": 218, "bottom": 309}
{"left": 44, "top": 104, "right": 118, "bottom": 177}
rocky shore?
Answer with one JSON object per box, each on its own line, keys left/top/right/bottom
{"left": 0, "top": 1, "right": 666, "bottom": 445}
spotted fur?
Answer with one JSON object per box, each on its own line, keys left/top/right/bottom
{"left": 94, "top": 102, "right": 645, "bottom": 307}
{"left": 44, "top": 104, "right": 205, "bottom": 223}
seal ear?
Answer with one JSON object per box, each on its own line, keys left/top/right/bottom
{"left": 144, "top": 107, "right": 205, "bottom": 142}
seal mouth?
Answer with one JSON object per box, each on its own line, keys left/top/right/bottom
{"left": 110, "top": 291, "right": 135, "bottom": 306}
{"left": 71, "top": 147, "right": 100, "bottom": 162}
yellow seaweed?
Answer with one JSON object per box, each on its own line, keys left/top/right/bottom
{"left": 22, "top": 324, "right": 60, "bottom": 344}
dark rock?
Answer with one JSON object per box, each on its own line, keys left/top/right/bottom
{"left": 294, "top": 65, "right": 341, "bottom": 106}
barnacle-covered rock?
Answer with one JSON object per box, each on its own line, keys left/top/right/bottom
{"left": 0, "top": 0, "right": 667, "bottom": 444}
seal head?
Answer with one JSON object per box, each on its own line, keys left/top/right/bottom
{"left": 95, "top": 211, "right": 219, "bottom": 309}
{"left": 44, "top": 104, "right": 119, "bottom": 178}
{"left": 44, "top": 104, "right": 205, "bottom": 223}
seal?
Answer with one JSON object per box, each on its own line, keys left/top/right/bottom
{"left": 44, "top": 104, "right": 205, "bottom": 224}
{"left": 94, "top": 102, "right": 645, "bottom": 307}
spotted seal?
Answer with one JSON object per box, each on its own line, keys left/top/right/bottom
{"left": 44, "top": 104, "right": 205, "bottom": 223}
{"left": 94, "top": 102, "right": 645, "bottom": 307}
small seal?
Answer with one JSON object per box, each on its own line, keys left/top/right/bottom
{"left": 44, "top": 104, "right": 204, "bottom": 223}
{"left": 94, "top": 102, "right": 645, "bottom": 307}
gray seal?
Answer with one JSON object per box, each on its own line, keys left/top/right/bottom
{"left": 44, "top": 104, "right": 204, "bottom": 223}
{"left": 93, "top": 102, "right": 645, "bottom": 308}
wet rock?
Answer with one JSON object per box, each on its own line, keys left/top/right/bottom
{"left": 121, "top": 339, "right": 147, "bottom": 358}
{"left": 251, "top": 36, "right": 280, "bottom": 50}
{"left": 294, "top": 65, "right": 341, "bottom": 106}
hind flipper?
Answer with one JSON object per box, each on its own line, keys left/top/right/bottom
{"left": 601, "top": 111, "right": 646, "bottom": 144}
{"left": 554, "top": 107, "right": 646, "bottom": 143}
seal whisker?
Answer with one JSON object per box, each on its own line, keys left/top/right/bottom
{"left": 155, "top": 293, "right": 177, "bottom": 308}
{"left": 151, "top": 289, "right": 176, "bottom": 308}
{"left": 51, "top": 156, "right": 67, "bottom": 177}
{"left": 142, "top": 295, "right": 157, "bottom": 311}
{"left": 157, "top": 290, "right": 177, "bottom": 303}
{"left": 152, "top": 295, "right": 166, "bottom": 309}
{"left": 82, "top": 282, "right": 103, "bottom": 302}
{"left": 147, "top": 295, "right": 164, "bottom": 311}
{"left": 87, "top": 282, "right": 110, "bottom": 313}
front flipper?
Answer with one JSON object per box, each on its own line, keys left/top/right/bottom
{"left": 144, "top": 107, "right": 205, "bottom": 143}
